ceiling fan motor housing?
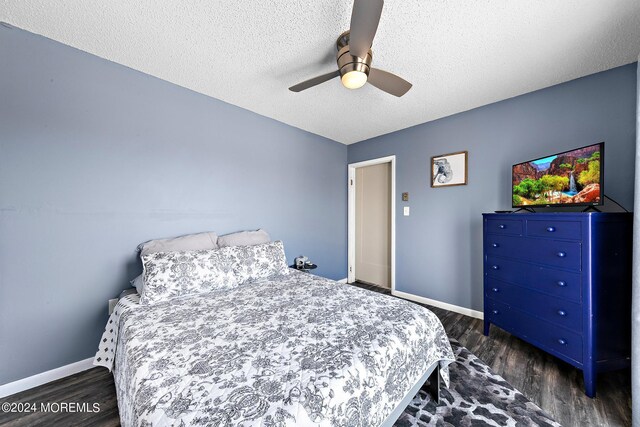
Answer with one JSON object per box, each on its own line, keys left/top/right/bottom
{"left": 336, "top": 31, "right": 372, "bottom": 78}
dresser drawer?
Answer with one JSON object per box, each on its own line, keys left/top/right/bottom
{"left": 486, "top": 235, "right": 581, "bottom": 271}
{"left": 486, "top": 257, "right": 582, "bottom": 302}
{"left": 485, "top": 256, "right": 525, "bottom": 284}
{"left": 485, "top": 235, "right": 527, "bottom": 261}
{"left": 528, "top": 239, "right": 581, "bottom": 271}
{"left": 528, "top": 265, "right": 581, "bottom": 302}
{"left": 486, "top": 299, "right": 583, "bottom": 363}
{"left": 485, "top": 279, "right": 582, "bottom": 332}
{"left": 527, "top": 220, "right": 582, "bottom": 241}
{"left": 485, "top": 218, "right": 523, "bottom": 236}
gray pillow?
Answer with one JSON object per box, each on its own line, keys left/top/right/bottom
{"left": 138, "top": 231, "right": 218, "bottom": 256}
{"left": 217, "top": 229, "right": 270, "bottom": 247}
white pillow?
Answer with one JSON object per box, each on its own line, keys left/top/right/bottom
{"left": 220, "top": 240, "right": 289, "bottom": 285}
{"left": 138, "top": 231, "right": 218, "bottom": 256}
{"left": 139, "top": 249, "right": 237, "bottom": 305}
{"left": 133, "top": 231, "right": 219, "bottom": 294}
{"left": 217, "top": 229, "right": 270, "bottom": 248}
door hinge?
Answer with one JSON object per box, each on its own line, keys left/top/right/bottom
{"left": 350, "top": 179, "right": 354, "bottom": 185}
{"left": 349, "top": 266, "right": 353, "bottom": 272}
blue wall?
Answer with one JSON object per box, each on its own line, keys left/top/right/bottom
{"left": 349, "top": 63, "right": 637, "bottom": 312}
{"left": 1, "top": 23, "right": 637, "bottom": 387}
{"left": 0, "top": 27, "right": 347, "bottom": 384}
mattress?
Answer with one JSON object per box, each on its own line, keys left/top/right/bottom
{"left": 94, "top": 269, "right": 454, "bottom": 426}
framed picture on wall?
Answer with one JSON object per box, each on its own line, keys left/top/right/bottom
{"left": 431, "top": 151, "right": 468, "bottom": 187}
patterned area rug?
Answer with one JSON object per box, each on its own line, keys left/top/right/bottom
{"left": 396, "top": 339, "right": 561, "bottom": 427}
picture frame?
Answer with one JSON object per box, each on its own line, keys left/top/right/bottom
{"left": 431, "top": 150, "right": 468, "bottom": 188}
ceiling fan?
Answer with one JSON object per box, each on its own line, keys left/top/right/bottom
{"left": 289, "top": 0, "right": 412, "bottom": 97}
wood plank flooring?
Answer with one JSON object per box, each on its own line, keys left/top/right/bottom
{"left": 0, "top": 367, "right": 119, "bottom": 427}
{"left": 0, "top": 282, "right": 631, "bottom": 426}
{"left": 355, "top": 282, "right": 631, "bottom": 427}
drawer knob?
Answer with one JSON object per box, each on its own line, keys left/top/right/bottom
{"left": 492, "top": 243, "right": 499, "bottom": 248}
{"left": 557, "top": 280, "right": 567, "bottom": 287}
{"left": 557, "top": 309, "right": 567, "bottom": 317}
{"left": 498, "top": 224, "right": 506, "bottom": 229}
{"left": 492, "top": 309, "right": 499, "bottom": 315}
{"left": 547, "top": 226, "right": 556, "bottom": 232}
{"left": 557, "top": 251, "right": 566, "bottom": 258}
{"left": 492, "top": 287, "right": 499, "bottom": 293}
{"left": 491, "top": 265, "right": 499, "bottom": 270}
{"left": 558, "top": 338, "right": 567, "bottom": 345}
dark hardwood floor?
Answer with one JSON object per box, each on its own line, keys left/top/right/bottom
{"left": 0, "top": 367, "right": 119, "bottom": 427}
{"left": 0, "top": 282, "right": 631, "bottom": 426}
{"left": 354, "top": 282, "right": 632, "bottom": 427}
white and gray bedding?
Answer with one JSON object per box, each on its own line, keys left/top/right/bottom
{"left": 95, "top": 270, "right": 454, "bottom": 426}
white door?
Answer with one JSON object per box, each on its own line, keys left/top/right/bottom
{"left": 355, "top": 162, "right": 391, "bottom": 288}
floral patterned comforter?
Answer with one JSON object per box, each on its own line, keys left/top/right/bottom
{"left": 94, "top": 270, "right": 454, "bottom": 426}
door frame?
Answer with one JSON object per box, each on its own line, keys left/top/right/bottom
{"left": 348, "top": 155, "right": 396, "bottom": 292}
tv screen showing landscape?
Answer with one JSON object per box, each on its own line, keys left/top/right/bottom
{"left": 512, "top": 142, "right": 603, "bottom": 207}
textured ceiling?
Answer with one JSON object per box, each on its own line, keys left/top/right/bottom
{"left": 2, "top": 1, "right": 640, "bottom": 144}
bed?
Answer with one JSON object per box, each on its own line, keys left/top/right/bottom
{"left": 95, "top": 262, "right": 454, "bottom": 426}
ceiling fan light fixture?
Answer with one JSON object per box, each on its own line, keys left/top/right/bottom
{"left": 341, "top": 70, "right": 368, "bottom": 89}
{"left": 288, "top": 1, "right": 413, "bottom": 97}
{"left": 336, "top": 42, "right": 372, "bottom": 90}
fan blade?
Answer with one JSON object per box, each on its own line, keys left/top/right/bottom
{"left": 349, "top": 0, "right": 384, "bottom": 58}
{"left": 289, "top": 70, "right": 340, "bottom": 92}
{"left": 368, "top": 68, "right": 412, "bottom": 97}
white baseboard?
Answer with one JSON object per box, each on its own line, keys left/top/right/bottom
{"left": 336, "top": 278, "right": 348, "bottom": 284}
{"left": 393, "top": 290, "right": 484, "bottom": 320}
{"left": 0, "top": 357, "right": 95, "bottom": 398}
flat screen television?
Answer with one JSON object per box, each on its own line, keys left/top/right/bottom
{"left": 512, "top": 142, "right": 603, "bottom": 208}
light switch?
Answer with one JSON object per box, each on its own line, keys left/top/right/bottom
{"left": 403, "top": 206, "right": 410, "bottom": 216}
{"left": 402, "top": 192, "right": 409, "bottom": 201}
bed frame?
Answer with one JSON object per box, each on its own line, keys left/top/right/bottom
{"left": 379, "top": 362, "right": 440, "bottom": 427}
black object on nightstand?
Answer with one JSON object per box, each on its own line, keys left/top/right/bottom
{"left": 290, "top": 262, "right": 317, "bottom": 272}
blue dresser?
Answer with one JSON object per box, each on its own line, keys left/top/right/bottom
{"left": 482, "top": 212, "right": 632, "bottom": 397}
